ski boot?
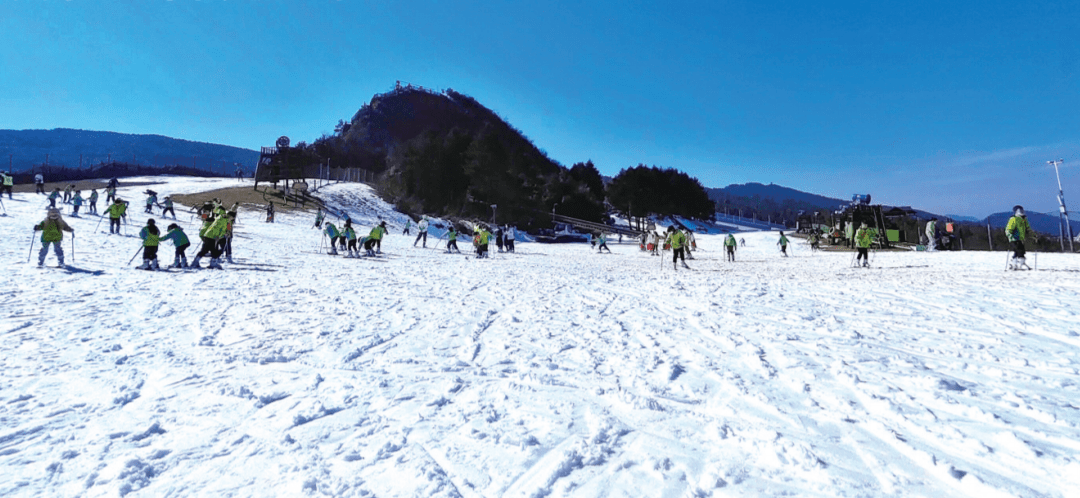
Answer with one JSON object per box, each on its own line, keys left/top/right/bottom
{"left": 189, "top": 256, "right": 202, "bottom": 269}
{"left": 208, "top": 258, "right": 223, "bottom": 270}
{"left": 170, "top": 257, "right": 182, "bottom": 269}
{"left": 681, "top": 262, "right": 690, "bottom": 269}
{"left": 226, "top": 257, "right": 236, "bottom": 264}
{"left": 137, "top": 259, "right": 151, "bottom": 270}
{"left": 151, "top": 259, "right": 160, "bottom": 271}
{"left": 1017, "top": 257, "right": 1030, "bottom": 270}
{"left": 862, "top": 261, "right": 869, "bottom": 268}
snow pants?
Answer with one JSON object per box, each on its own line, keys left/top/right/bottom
{"left": 89, "top": 201, "right": 97, "bottom": 214}
{"left": 162, "top": 207, "right": 175, "bottom": 218}
{"left": 36, "top": 183, "right": 45, "bottom": 194}
{"left": 143, "top": 245, "right": 159, "bottom": 260}
{"left": 1, "top": 185, "right": 11, "bottom": 199}
{"left": 447, "top": 240, "right": 459, "bottom": 252}
{"left": 414, "top": 231, "right": 427, "bottom": 247}
{"left": 196, "top": 237, "right": 223, "bottom": 259}
{"left": 1012, "top": 240, "right": 1026, "bottom": 259}
{"left": 363, "top": 238, "right": 377, "bottom": 251}
{"left": 726, "top": 246, "right": 735, "bottom": 261}
{"left": 598, "top": 243, "right": 610, "bottom": 253}
{"left": 347, "top": 239, "right": 357, "bottom": 251}
{"left": 39, "top": 240, "right": 64, "bottom": 265}
{"left": 672, "top": 248, "right": 685, "bottom": 264}
{"left": 175, "top": 243, "right": 190, "bottom": 259}
{"left": 857, "top": 247, "right": 869, "bottom": 262}
{"left": 110, "top": 218, "right": 122, "bottom": 234}
{"left": 506, "top": 239, "right": 514, "bottom": 252}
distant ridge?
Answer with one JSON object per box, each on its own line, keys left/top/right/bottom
{"left": 0, "top": 128, "right": 259, "bottom": 173}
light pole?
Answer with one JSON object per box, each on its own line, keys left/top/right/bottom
{"left": 1048, "top": 159, "right": 1074, "bottom": 252}
{"left": 491, "top": 204, "right": 497, "bottom": 226}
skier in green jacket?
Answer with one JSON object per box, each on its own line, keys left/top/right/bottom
{"left": 445, "top": 227, "right": 460, "bottom": 254}
{"left": 324, "top": 221, "right": 340, "bottom": 255}
{"left": 1006, "top": 205, "right": 1037, "bottom": 270}
{"left": 855, "top": 223, "right": 873, "bottom": 267}
{"left": 363, "top": 221, "right": 386, "bottom": 257}
{"left": 33, "top": 208, "right": 73, "bottom": 267}
{"left": 159, "top": 223, "right": 191, "bottom": 268}
{"left": 667, "top": 226, "right": 690, "bottom": 270}
{"left": 777, "top": 231, "right": 790, "bottom": 257}
{"left": 724, "top": 233, "right": 737, "bottom": 262}
{"left": 137, "top": 219, "right": 161, "bottom": 270}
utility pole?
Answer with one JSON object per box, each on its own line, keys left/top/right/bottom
{"left": 1048, "top": 159, "right": 1074, "bottom": 252}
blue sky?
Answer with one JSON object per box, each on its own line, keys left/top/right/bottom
{"left": 1, "top": 0, "right": 1077, "bottom": 217}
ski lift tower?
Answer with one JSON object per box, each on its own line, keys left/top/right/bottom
{"left": 1048, "top": 159, "right": 1074, "bottom": 252}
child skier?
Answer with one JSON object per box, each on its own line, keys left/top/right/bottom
{"left": 505, "top": 225, "right": 516, "bottom": 253}
{"left": 1006, "top": 205, "right": 1037, "bottom": 270}
{"left": 777, "top": 231, "right": 789, "bottom": 257}
{"left": 88, "top": 189, "right": 99, "bottom": 215}
{"left": 855, "top": 223, "right": 872, "bottom": 267}
{"left": 474, "top": 225, "right": 490, "bottom": 258}
{"left": 48, "top": 187, "right": 61, "bottom": 208}
{"left": 668, "top": 226, "right": 690, "bottom": 270}
{"left": 137, "top": 219, "right": 162, "bottom": 270}
{"left": 724, "top": 233, "right": 737, "bottom": 261}
{"left": 160, "top": 223, "right": 191, "bottom": 268}
{"left": 71, "top": 191, "right": 84, "bottom": 216}
{"left": 414, "top": 217, "right": 429, "bottom": 247}
{"left": 63, "top": 184, "right": 73, "bottom": 204}
{"left": 343, "top": 220, "right": 358, "bottom": 257}
{"left": 160, "top": 196, "right": 176, "bottom": 218}
{"left": 403, "top": 219, "right": 412, "bottom": 235}
{"left": 107, "top": 198, "right": 128, "bottom": 234}
{"left": 324, "top": 221, "right": 340, "bottom": 255}
{"left": 265, "top": 202, "right": 274, "bottom": 223}
{"left": 363, "top": 222, "right": 386, "bottom": 256}
{"left": 445, "top": 227, "right": 460, "bottom": 253}
{"left": 313, "top": 209, "right": 325, "bottom": 229}
{"left": 33, "top": 208, "right": 73, "bottom": 267}
{"left": 105, "top": 184, "right": 117, "bottom": 204}
{"left": 191, "top": 211, "right": 228, "bottom": 269}
{"left": 144, "top": 191, "right": 157, "bottom": 214}
{"left": 597, "top": 232, "right": 611, "bottom": 253}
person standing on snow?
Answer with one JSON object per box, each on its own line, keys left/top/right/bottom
{"left": 363, "top": 221, "right": 386, "bottom": 256}
{"left": 682, "top": 229, "right": 696, "bottom": 260}
{"left": 724, "top": 233, "right": 737, "bottom": 262}
{"left": 0, "top": 171, "right": 12, "bottom": 199}
{"left": 63, "top": 184, "right": 73, "bottom": 204}
{"left": 403, "top": 219, "right": 412, "bottom": 236}
{"left": 777, "top": 231, "right": 790, "bottom": 257}
{"left": 105, "top": 184, "right": 117, "bottom": 204}
{"left": 474, "top": 225, "right": 491, "bottom": 258}
{"left": 414, "top": 217, "right": 429, "bottom": 247}
{"left": 160, "top": 196, "right": 176, "bottom": 219}
{"left": 667, "top": 226, "right": 690, "bottom": 269}
{"left": 505, "top": 225, "right": 516, "bottom": 253}
{"left": 495, "top": 226, "right": 505, "bottom": 252}
{"left": 1006, "top": 205, "right": 1037, "bottom": 270}
{"left": 107, "top": 198, "right": 128, "bottom": 234}
{"left": 925, "top": 218, "right": 938, "bottom": 251}
{"left": 33, "top": 208, "right": 73, "bottom": 267}
{"left": 144, "top": 191, "right": 158, "bottom": 214}
{"left": 265, "top": 202, "right": 275, "bottom": 223}
{"left": 597, "top": 232, "right": 612, "bottom": 253}
{"left": 159, "top": 223, "right": 191, "bottom": 268}
{"left": 137, "top": 219, "right": 162, "bottom": 270}
{"left": 313, "top": 209, "right": 325, "bottom": 229}
{"left": 855, "top": 222, "right": 872, "bottom": 267}
{"left": 343, "top": 220, "right": 358, "bottom": 257}
{"left": 48, "top": 187, "right": 61, "bottom": 208}
{"left": 34, "top": 173, "right": 45, "bottom": 195}
{"left": 191, "top": 211, "right": 228, "bottom": 269}
{"left": 88, "top": 189, "right": 99, "bottom": 215}
{"left": 445, "top": 227, "right": 460, "bottom": 253}
{"left": 71, "top": 191, "right": 84, "bottom": 216}
{"left": 324, "top": 221, "right": 341, "bottom": 255}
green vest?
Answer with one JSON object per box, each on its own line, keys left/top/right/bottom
{"left": 39, "top": 219, "right": 65, "bottom": 242}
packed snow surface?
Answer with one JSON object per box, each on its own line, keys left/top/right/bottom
{"left": 2, "top": 177, "right": 1079, "bottom": 497}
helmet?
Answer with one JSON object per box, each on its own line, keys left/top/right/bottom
{"left": 1013, "top": 205, "right": 1025, "bottom": 217}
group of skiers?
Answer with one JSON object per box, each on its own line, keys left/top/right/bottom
{"left": 324, "top": 218, "right": 387, "bottom": 258}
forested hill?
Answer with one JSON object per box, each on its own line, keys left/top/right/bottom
{"left": 309, "top": 86, "right": 604, "bottom": 226}
{"left": 707, "top": 182, "right": 847, "bottom": 211}
{"left": 0, "top": 128, "right": 259, "bottom": 173}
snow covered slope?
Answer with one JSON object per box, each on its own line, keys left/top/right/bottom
{"left": 2, "top": 177, "right": 1079, "bottom": 497}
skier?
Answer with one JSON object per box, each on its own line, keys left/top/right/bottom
{"left": 474, "top": 225, "right": 490, "bottom": 258}
{"left": 1006, "top": 205, "right": 1037, "bottom": 270}
{"left": 403, "top": 219, "right": 412, "bottom": 235}
{"left": 191, "top": 211, "right": 228, "bottom": 269}
{"left": 445, "top": 227, "right": 460, "bottom": 253}
{"left": 495, "top": 226, "right": 505, "bottom": 252}
{"left": 34, "top": 173, "right": 45, "bottom": 194}
{"left": 265, "top": 202, "right": 274, "bottom": 223}
{"left": 414, "top": 217, "right": 429, "bottom": 247}
{"left": 48, "top": 187, "right": 61, "bottom": 208}
{"left": 160, "top": 223, "right": 191, "bottom": 268}
{"left": 137, "top": 219, "right": 162, "bottom": 270}
{"left": 668, "top": 226, "right": 690, "bottom": 269}
{"left": 221, "top": 210, "right": 237, "bottom": 263}
{"left": 855, "top": 222, "right": 872, "bottom": 267}
{"left": 808, "top": 231, "right": 820, "bottom": 252}
{"left": 105, "top": 184, "right": 117, "bottom": 204}
{"left": 648, "top": 231, "right": 660, "bottom": 256}
{"left": 107, "top": 177, "right": 119, "bottom": 191}
{"left": 597, "top": 232, "right": 612, "bottom": 253}
{"left": 88, "top": 189, "right": 99, "bottom": 215}
{"left": 71, "top": 191, "right": 84, "bottom": 216}
{"left": 33, "top": 208, "right": 73, "bottom": 267}
{"left": 144, "top": 190, "right": 158, "bottom": 214}
{"left": 740, "top": 237, "right": 746, "bottom": 248}
{"left": 324, "top": 221, "right": 341, "bottom": 255}
{"left": 777, "top": 231, "right": 789, "bottom": 257}
{"left": 313, "top": 209, "right": 325, "bottom": 229}
{"left": 0, "top": 171, "right": 12, "bottom": 199}
{"left": 925, "top": 218, "right": 938, "bottom": 251}
{"left": 363, "top": 221, "right": 386, "bottom": 256}
{"left": 107, "top": 198, "right": 128, "bottom": 234}
{"left": 160, "top": 196, "right": 176, "bottom": 219}
{"left": 505, "top": 225, "right": 516, "bottom": 253}
{"left": 63, "top": 184, "right": 73, "bottom": 204}
{"left": 343, "top": 220, "right": 358, "bottom": 257}
{"left": 724, "top": 233, "right": 737, "bottom": 261}
{"left": 683, "top": 229, "right": 696, "bottom": 260}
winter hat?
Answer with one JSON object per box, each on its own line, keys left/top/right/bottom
{"left": 861, "top": 222, "right": 868, "bottom": 228}
{"left": 380, "top": 221, "right": 387, "bottom": 227}
{"left": 1014, "top": 205, "right": 1026, "bottom": 217}
{"left": 47, "top": 208, "right": 60, "bottom": 217}
{"left": 147, "top": 219, "right": 156, "bottom": 225}
{"left": 167, "top": 223, "right": 178, "bottom": 231}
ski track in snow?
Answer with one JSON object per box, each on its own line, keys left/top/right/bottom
{"left": 1, "top": 177, "right": 1079, "bottom": 497}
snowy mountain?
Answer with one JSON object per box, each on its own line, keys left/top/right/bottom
{"left": 2, "top": 176, "right": 1078, "bottom": 497}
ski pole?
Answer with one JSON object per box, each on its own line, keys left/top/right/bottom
{"left": 0, "top": 197, "right": 6, "bottom": 215}
{"left": 95, "top": 213, "right": 105, "bottom": 232}
{"left": 127, "top": 245, "right": 143, "bottom": 265}
{"left": 27, "top": 233, "right": 36, "bottom": 263}
{"left": 71, "top": 233, "right": 75, "bottom": 264}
